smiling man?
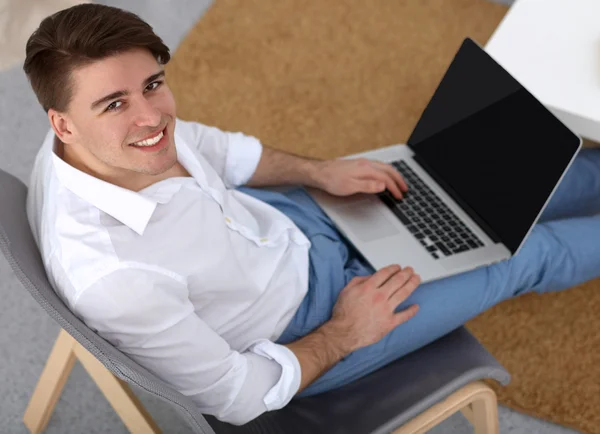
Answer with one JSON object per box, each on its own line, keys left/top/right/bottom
{"left": 23, "top": 3, "right": 600, "bottom": 427}
{"left": 23, "top": 3, "right": 417, "bottom": 425}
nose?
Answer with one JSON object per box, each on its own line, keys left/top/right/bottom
{"left": 133, "top": 96, "right": 161, "bottom": 128}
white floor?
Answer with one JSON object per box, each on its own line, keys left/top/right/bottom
{"left": 0, "top": 0, "right": 581, "bottom": 432}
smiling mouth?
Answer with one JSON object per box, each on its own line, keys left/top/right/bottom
{"left": 129, "top": 127, "right": 166, "bottom": 147}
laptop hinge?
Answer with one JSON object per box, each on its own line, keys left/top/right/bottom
{"left": 412, "top": 153, "right": 503, "bottom": 245}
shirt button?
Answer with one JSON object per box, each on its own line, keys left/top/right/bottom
{"left": 260, "top": 237, "right": 269, "bottom": 243}
{"left": 225, "top": 217, "right": 232, "bottom": 223}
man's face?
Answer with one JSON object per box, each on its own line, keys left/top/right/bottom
{"left": 53, "top": 48, "right": 178, "bottom": 182}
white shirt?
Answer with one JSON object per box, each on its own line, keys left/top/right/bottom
{"left": 26, "top": 118, "right": 311, "bottom": 425}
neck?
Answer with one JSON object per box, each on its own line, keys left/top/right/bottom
{"left": 57, "top": 139, "right": 190, "bottom": 192}
{"left": 59, "top": 140, "right": 152, "bottom": 191}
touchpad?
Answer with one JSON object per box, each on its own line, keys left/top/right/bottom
{"left": 337, "top": 202, "right": 398, "bottom": 242}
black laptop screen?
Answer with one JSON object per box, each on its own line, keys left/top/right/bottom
{"left": 407, "top": 38, "right": 581, "bottom": 254}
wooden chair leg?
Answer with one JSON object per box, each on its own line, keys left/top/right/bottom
{"left": 460, "top": 384, "right": 499, "bottom": 434}
{"left": 23, "top": 329, "right": 77, "bottom": 434}
{"left": 23, "top": 329, "right": 161, "bottom": 434}
{"left": 73, "top": 343, "right": 161, "bottom": 434}
{"left": 392, "top": 381, "right": 499, "bottom": 434}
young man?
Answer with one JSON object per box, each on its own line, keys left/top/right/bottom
{"left": 24, "top": 3, "right": 600, "bottom": 426}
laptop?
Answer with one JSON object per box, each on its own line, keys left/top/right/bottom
{"left": 306, "top": 37, "right": 582, "bottom": 283}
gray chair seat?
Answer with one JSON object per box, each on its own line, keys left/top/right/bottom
{"left": 208, "top": 327, "right": 509, "bottom": 434}
{"left": 0, "top": 167, "right": 509, "bottom": 433}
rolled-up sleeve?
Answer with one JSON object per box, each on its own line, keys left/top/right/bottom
{"left": 71, "top": 266, "right": 300, "bottom": 425}
{"left": 245, "top": 339, "right": 302, "bottom": 410}
{"left": 175, "top": 118, "right": 263, "bottom": 189}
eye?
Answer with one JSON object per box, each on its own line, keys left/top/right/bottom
{"left": 145, "top": 80, "right": 163, "bottom": 92}
{"left": 105, "top": 101, "right": 122, "bottom": 112}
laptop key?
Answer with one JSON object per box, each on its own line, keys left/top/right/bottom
{"left": 435, "top": 242, "right": 452, "bottom": 256}
{"left": 453, "top": 245, "right": 470, "bottom": 254}
{"left": 378, "top": 194, "right": 412, "bottom": 226}
{"left": 391, "top": 207, "right": 411, "bottom": 226}
{"left": 382, "top": 160, "right": 486, "bottom": 256}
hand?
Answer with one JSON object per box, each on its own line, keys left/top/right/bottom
{"left": 324, "top": 265, "right": 421, "bottom": 354}
{"left": 315, "top": 158, "right": 409, "bottom": 199}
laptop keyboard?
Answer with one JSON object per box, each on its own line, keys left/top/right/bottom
{"left": 377, "top": 160, "right": 484, "bottom": 260}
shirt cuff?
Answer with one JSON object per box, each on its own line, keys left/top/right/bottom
{"left": 224, "top": 133, "right": 263, "bottom": 188}
{"left": 247, "top": 339, "right": 302, "bottom": 410}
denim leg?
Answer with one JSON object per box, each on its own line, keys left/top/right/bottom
{"left": 297, "top": 212, "right": 600, "bottom": 396}
{"left": 237, "top": 149, "right": 600, "bottom": 397}
{"left": 539, "top": 148, "right": 600, "bottom": 222}
{"left": 294, "top": 148, "right": 600, "bottom": 396}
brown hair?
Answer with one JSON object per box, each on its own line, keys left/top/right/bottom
{"left": 23, "top": 4, "right": 170, "bottom": 113}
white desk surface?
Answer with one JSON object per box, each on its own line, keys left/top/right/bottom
{"left": 485, "top": 0, "right": 600, "bottom": 141}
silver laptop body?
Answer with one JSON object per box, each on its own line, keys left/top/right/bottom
{"left": 307, "top": 144, "right": 511, "bottom": 283}
{"left": 307, "top": 38, "right": 581, "bottom": 283}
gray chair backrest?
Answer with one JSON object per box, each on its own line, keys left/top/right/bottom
{"left": 0, "top": 168, "right": 215, "bottom": 434}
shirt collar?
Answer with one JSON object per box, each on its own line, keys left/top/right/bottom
{"left": 49, "top": 131, "right": 197, "bottom": 236}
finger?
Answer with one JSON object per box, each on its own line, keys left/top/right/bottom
{"left": 367, "top": 264, "right": 403, "bottom": 289}
{"left": 353, "top": 159, "right": 408, "bottom": 194}
{"left": 352, "top": 179, "right": 386, "bottom": 194}
{"left": 358, "top": 167, "right": 404, "bottom": 199}
{"left": 393, "top": 304, "right": 420, "bottom": 327}
{"left": 383, "top": 173, "right": 404, "bottom": 199}
{"left": 388, "top": 272, "right": 421, "bottom": 308}
{"left": 380, "top": 266, "right": 414, "bottom": 296}
{"left": 371, "top": 161, "right": 409, "bottom": 194}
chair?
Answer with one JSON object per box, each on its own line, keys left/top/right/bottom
{"left": 0, "top": 167, "right": 510, "bottom": 434}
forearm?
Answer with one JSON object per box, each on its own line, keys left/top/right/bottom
{"left": 284, "top": 320, "right": 352, "bottom": 394}
{"left": 245, "top": 146, "right": 325, "bottom": 188}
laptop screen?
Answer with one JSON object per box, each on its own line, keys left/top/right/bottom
{"left": 407, "top": 38, "right": 581, "bottom": 254}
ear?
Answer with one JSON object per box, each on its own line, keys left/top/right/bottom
{"left": 48, "top": 109, "right": 76, "bottom": 145}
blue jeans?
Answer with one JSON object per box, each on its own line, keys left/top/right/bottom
{"left": 237, "top": 148, "right": 600, "bottom": 397}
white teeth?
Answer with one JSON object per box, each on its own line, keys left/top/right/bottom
{"left": 132, "top": 130, "right": 163, "bottom": 147}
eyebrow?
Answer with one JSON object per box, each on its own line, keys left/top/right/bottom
{"left": 90, "top": 71, "right": 165, "bottom": 111}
